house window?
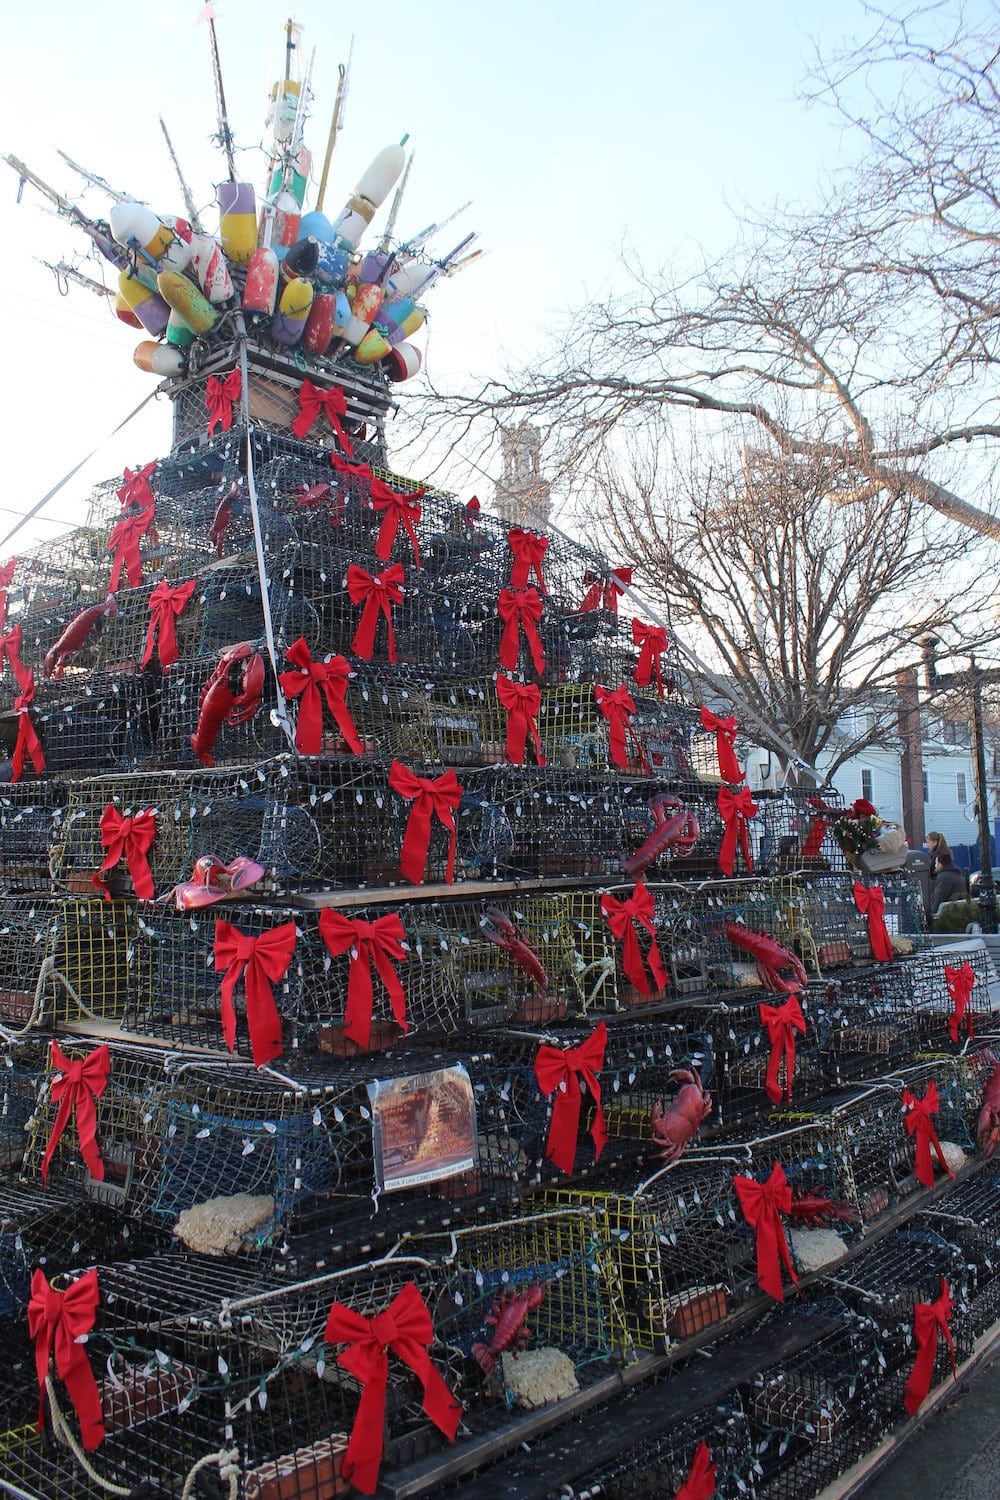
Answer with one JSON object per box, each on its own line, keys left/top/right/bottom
{"left": 923, "top": 771, "right": 929, "bottom": 803}
{"left": 957, "top": 771, "right": 967, "bottom": 805}
{"left": 861, "top": 769, "right": 873, "bottom": 802}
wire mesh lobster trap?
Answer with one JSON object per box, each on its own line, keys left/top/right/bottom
{"left": 915, "top": 1166, "right": 1000, "bottom": 1337}
{"left": 0, "top": 897, "right": 59, "bottom": 1030}
{"left": 771, "top": 1084, "right": 909, "bottom": 1232}
{"left": 710, "top": 990, "right": 828, "bottom": 1126}
{"left": 561, "top": 888, "right": 628, "bottom": 1013}
{"left": 743, "top": 1297, "right": 885, "bottom": 1500}
{"left": 49, "top": 761, "right": 322, "bottom": 899}
{"left": 679, "top": 878, "right": 793, "bottom": 994}
{"left": 30, "top": 668, "right": 161, "bottom": 775}
{"left": 45, "top": 896, "right": 135, "bottom": 1025}
{"left": 751, "top": 788, "right": 848, "bottom": 877}
{"left": 778, "top": 873, "right": 873, "bottom": 974}
{"left": 0, "top": 780, "right": 64, "bottom": 893}
{"left": 154, "top": 652, "right": 292, "bottom": 767}
{"left": 0, "top": 1035, "right": 46, "bottom": 1172}
{"left": 818, "top": 963, "right": 924, "bottom": 1086}
{"left": 906, "top": 943, "right": 997, "bottom": 1050}
{"left": 821, "top": 1226, "right": 974, "bottom": 1422}
{"left": 544, "top": 1155, "right": 752, "bottom": 1353}
{"left": 887, "top": 1054, "right": 983, "bottom": 1155}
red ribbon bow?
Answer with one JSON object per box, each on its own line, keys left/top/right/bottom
{"left": 205, "top": 368, "right": 242, "bottom": 436}
{"left": 733, "top": 1161, "right": 798, "bottom": 1301}
{"left": 497, "top": 586, "right": 546, "bottom": 677}
{"left": 107, "top": 503, "right": 156, "bottom": 592}
{"left": 716, "top": 784, "right": 758, "bottom": 875}
{"left": 389, "top": 760, "right": 463, "bottom": 885}
{"left": 632, "top": 619, "right": 668, "bottom": 698}
{"left": 533, "top": 1021, "right": 608, "bottom": 1175}
{"left": 600, "top": 881, "right": 668, "bottom": 996}
{"left": 759, "top": 994, "right": 808, "bottom": 1105}
{"left": 94, "top": 804, "right": 157, "bottom": 902}
{"left": 902, "top": 1081, "right": 955, "bottom": 1188}
{"left": 347, "top": 563, "right": 404, "bottom": 662}
{"left": 904, "top": 1278, "right": 957, "bottom": 1417}
{"left": 141, "top": 578, "right": 197, "bottom": 669}
{"left": 495, "top": 674, "right": 545, "bottom": 765}
{"left": 280, "top": 637, "right": 362, "bottom": 755}
{"left": 371, "top": 476, "right": 425, "bottom": 568}
{"left": 324, "top": 1281, "right": 461, "bottom": 1495}
{"left": 116, "top": 460, "right": 157, "bottom": 510}
{"left": 318, "top": 909, "right": 408, "bottom": 1049}
{"left": 802, "top": 796, "right": 838, "bottom": 859}
{"left": 0, "top": 623, "right": 30, "bottom": 692}
{"left": 945, "top": 960, "right": 976, "bottom": 1044}
{"left": 12, "top": 672, "right": 45, "bottom": 782}
{"left": 508, "top": 527, "right": 549, "bottom": 594}
{"left": 700, "top": 706, "right": 743, "bottom": 783}
{"left": 41, "top": 1040, "right": 110, "bottom": 1188}
{"left": 853, "top": 881, "right": 894, "bottom": 962}
{"left": 580, "top": 565, "right": 631, "bottom": 614}
{"left": 291, "top": 378, "right": 354, "bottom": 455}
{"left": 213, "top": 919, "right": 297, "bottom": 1067}
{"left": 28, "top": 1268, "right": 105, "bottom": 1451}
{"left": 673, "top": 1441, "right": 718, "bottom": 1500}
{"left": 595, "top": 683, "right": 647, "bottom": 771}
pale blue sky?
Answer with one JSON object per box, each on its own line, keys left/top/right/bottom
{"left": 0, "top": 0, "right": 914, "bottom": 537}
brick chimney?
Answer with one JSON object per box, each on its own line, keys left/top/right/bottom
{"left": 896, "top": 665, "right": 925, "bottom": 846}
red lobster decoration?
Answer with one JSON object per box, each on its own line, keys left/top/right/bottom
{"left": 43, "top": 595, "right": 117, "bottom": 679}
{"left": 622, "top": 794, "right": 700, "bottom": 879}
{"left": 977, "top": 1054, "right": 1000, "bottom": 1157}
{"left": 190, "top": 642, "right": 265, "bottom": 767}
{"left": 724, "top": 922, "right": 808, "bottom": 994}
{"left": 472, "top": 1283, "right": 546, "bottom": 1377}
{"left": 480, "top": 907, "right": 548, "bottom": 990}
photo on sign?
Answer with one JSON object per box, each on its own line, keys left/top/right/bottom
{"left": 368, "top": 1064, "right": 478, "bottom": 1192}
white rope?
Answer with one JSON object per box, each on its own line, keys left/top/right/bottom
{"left": 43, "top": 1374, "right": 132, "bottom": 1496}
{"left": 0, "top": 957, "right": 78, "bottom": 1039}
{"left": 180, "top": 1447, "right": 241, "bottom": 1500}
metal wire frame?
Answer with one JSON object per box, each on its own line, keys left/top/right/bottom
{"left": 0, "top": 1035, "right": 47, "bottom": 1173}
{"left": 0, "top": 781, "right": 64, "bottom": 893}
{"left": 543, "top": 1155, "right": 753, "bottom": 1353}
{"left": 778, "top": 873, "right": 874, "bottom": 974}
{"left": 657, "top": 877, "right": 796, "bottom": 995}
{"left": 45, "top": 896, "right": 136, "bottom": 1025}
{"left": 886, "top": 1053, "right": 984, "bottom": 1155}
{"left": 153, "top": 653, "right": 291, "bottom": 767}
{"left": 743, "top": 1299, "right": 886, "bottom": 1500}
{"left": 749, "top": 788, "right": 848, "bottom": 878}
{"left": 818, "top": 964, "right": 925, "bottom": 1087}
{"left": 0, "top": 897, "right": 59, "bottom": 1030}
{"left": 916, "top": 1167, "right": 1000, "bottom": 1337}
{"left": 28, "top": 668, "right": 161, "bottom": 776}
{"left": 705, "top": 990, "right": 829, "bottom": 1127}
{"left": 906, "top": 943, "right": 998, "bottom": 1050}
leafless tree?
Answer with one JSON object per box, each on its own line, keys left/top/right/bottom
{"left": 411, "top": 4, "right": 1000, "bottom": 541}
{"left": 592, "top": 419, "right": 986, "bottom": 776}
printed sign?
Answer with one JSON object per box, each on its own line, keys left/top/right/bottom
{"left": 368, "top": 1064, "right": 478, "bottom": 1192}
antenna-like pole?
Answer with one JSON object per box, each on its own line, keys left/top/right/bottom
{"left": 207, "top": 11, "right": 237, "bottom": 181}
{"left": 316, "top": 40, "right": 352, "bottom": 212}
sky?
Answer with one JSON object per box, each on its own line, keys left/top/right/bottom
{"left": 0, "top": 0, "right": 894, "bottom": 551}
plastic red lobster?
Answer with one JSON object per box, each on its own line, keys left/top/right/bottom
{"left": 190, "top": 642, "right": 265, "bottom": 767}
{"left": 786, "top": 1191, "right": 861, "bottom": 1227}
{"left": 622, "top": 794, "right": 700, "bottom": 880}
{"left": 480, "top": 906, "right": 548, "bottom": 990}
{"left": 207, "top": 481, "right": 240, "bottom": 558}
{"left": 650, "top": 1067, "right": 712, "bottom": 1163}
{"left": 977, "top": 1054, "right": 1000, "bottom": 1157}
{"left": 724, "top": 922, "right": 808, "bottom": 995}
{"left": 471, "top": 1283, "right": 546, "bottom": 1377}
{"left": 43, "top": 594, "right": 117, "bottom": 679}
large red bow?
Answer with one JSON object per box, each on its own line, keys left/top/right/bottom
{"left": 802, "top": 796, "right": 838, "bottom": 860}
{"left": 12, "top": 672, "right": 45, "bottom": 782}
{"left": 497, "top": 586, "right": 546, "bottom": 677}
{"left": 700, "top": 706, "right": 743, "bottom": 783}
{"left": 595, "top": 683, "right": 646, "bottom": 771}
{"left": 280, "top": 637, "right": 362, "bottom": 755}
{"left": 389, "top": 760, "right": 463, "bottom": 885}
{"left": 116, "top": 460, "right": 157, "bottom": 510}
{"left": 0, "top": 623, "right": 30, "bottom": 692}
{"left": 945, "top": 960, "right": 976, "bottom": 1044}
{"left": 904, "top": 1278, "right": 957, "bottom": 1417}
{"left": 533, "top": 1021, "right": 608, "bottom": 1175}
{"left": 292, "top": 378, "right": 354, "bottom": 455}
{"left": 141, "top": 577, "right": 197, "bottom": 669}
{"left": 632, "top": 619, "right": 668, "bottom": 698}
{"left": 717, "top": 784, "right": 758, "bottom": 876}
{"left": 580, "top": 565, "right": 631, "bottom": 614}
{"left": 759, "top": 995, "right": 807, "bottom": 1105}
{"left": 205, "top": 368, "right": 242, "bottom": 436}
{"left": 108, "top": 503, "right": 156, "bottom": 592}
{"left": 319, "top": 909, "right": 408, "bottom": 1049}
{"left": 41, "top": 1040, "right": 110, "bottom": 1188}
{"left": 324, "top": 1281, "right": 460, "bottom": 1495}
{"left": 371, "top": 476, "right": 425, "bottom": 568}
{"left": 853, "top": 881, "right": 894, "bottom": 962}
{"left": 214, "top": 919, "right": 297, "bottom": 1067}
{"left": 495, "top": 674, "right": 545, "bottom": 766}
{"left": 902, "top": 1081, "right": 955, "bottom": 1188}
{"left": 733, "top": 1161, "right": 798, "bottom": 1301}
{"left": 28, "top": 1268, "right": 105, "bottom": 1451}
{"left": 94, "top": 804, "right": 157, "bottom": 901}
{"left": 673, "top": 1441, "right": 718, "bottom": 1500}
{"left": 508, "top": 527, "right": 549, "bottom": 594}
{"left": 600, "top": 882, "right": 668, "bottom": 996}
{"left": 347, "top": 563, "right": 404, "bottom": 662}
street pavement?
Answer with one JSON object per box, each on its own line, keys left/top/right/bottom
{"left": 860, "top": 1350, "right": 1000, "bottom": 1498}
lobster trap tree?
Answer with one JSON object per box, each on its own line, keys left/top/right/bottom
{"left": 593, "top": 421, "right": 985, "bottom": 777}
{"left": 415, "top": 4, "right": 1000, "bottom": 542}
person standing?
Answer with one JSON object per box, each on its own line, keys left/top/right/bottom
{"left": 925, "top": 831, "right": 951, "bottom": 879}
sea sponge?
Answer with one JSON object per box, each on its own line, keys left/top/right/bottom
{"left": 173, "top": 1192, "right": 275, "bottom": 1256}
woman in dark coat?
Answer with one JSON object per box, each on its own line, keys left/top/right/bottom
{"left": 932, "top": 851, "right": 967, "bottom": 910}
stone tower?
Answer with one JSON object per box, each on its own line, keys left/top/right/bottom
{"left": 494, "top": 421, "right": 552, "bottom": 529}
